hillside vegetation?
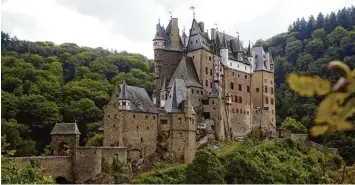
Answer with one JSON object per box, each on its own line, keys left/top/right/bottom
{"left": 254, "top": 6, "right": 355, "bottom": 165}
{"left": 130, "top": 139, "right": 355, "bottom": 184}
{"left": 1, "top": 33, "right": 155, "bottom": 156}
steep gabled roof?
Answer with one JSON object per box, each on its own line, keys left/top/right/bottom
{"left": 252, "top": 47, "right": 269, "bottom": 71}
{"left": 164, "top": 79, "right": 187, "bottom": 113}
{"left": 118, "top": 83, "right": 158, "bottom": 113}
{"left": 119, "top": 79, "right": 129, "bottom": 99}
{"left": 51, "top": 123, "right": 81, "bottom": 135}
{"left": 168, "top": 56, "right": 202, "bottom": 89}
{"left": 186, "top": 19, "right": 211, "bottom": 51}
{"left": 215, "top": 31, "right": 250, "bottom": 65}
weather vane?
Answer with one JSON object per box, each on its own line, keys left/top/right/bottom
{"left": 190, "top": 6, "right": 195, "bottom": 19}
{"left": 158, "top": 17, "right": 160, "bottom": 24}
{"left": 214, "top": 23, "right": 218, "bottom": 30}
{"left": 236, "top": 31, "right": 239, "bottom": 37}
{"left": 169, "top": 12, "right": 172, "bottom": 19}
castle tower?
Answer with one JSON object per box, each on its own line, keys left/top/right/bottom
{"left": 153, "top": 18, "right": 183, "bottom": 107}
{"left": 251, "top": 47, "right": 276, "bottom": 128}
{"left": 50, "top": 123, "right": 80, "bottom": 155}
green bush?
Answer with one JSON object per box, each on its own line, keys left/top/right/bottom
{"left": 281, "top": 117, "right": 308, "bottom": 134}
{"left": 186, "top": 149, "right": 226, "bottom": 184}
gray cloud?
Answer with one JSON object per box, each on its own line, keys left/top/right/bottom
{"left": 56, "top": 0, "right": 160, "bottom": 42}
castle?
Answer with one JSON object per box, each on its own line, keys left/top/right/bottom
{"left": 10, "top": 16, "right": 276, "bottom": 183}
{"left": 103, "top": 16, "right": 276, "bottom": 163}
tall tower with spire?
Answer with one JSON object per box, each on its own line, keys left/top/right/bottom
{"left": 153, "top": 17, "right": 184, "bottom": 107}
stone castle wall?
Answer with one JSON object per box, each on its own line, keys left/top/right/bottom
{"left": 9, "top": 156, "right": 73, "bottom": 181}
{"left": 73, "top": 147, "right": 102, "bottom": 182}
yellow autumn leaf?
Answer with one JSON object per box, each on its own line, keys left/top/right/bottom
{"left": 347, "top": 81, "right": 355, "bottom": 93}
{"left": 314, "top": 93, "right": 347, "bottom": 123}
{"left": 334, "top": 120, "right": 354, "bottom": 131}
{"left": 310, "top": 125, "right": 329, "bottom": 136}
{"left": 287, "top": 73, "right": 331, "bottom": 97}
{"left": 336, "top": 97, "right": 355, "bottom": 120}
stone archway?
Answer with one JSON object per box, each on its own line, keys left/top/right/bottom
{"left": 55, "top": 176, "right": 69, "bottom": 184}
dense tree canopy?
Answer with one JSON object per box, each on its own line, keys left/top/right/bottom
{"left": 1, "top": 33, "right": 155, "bottom": 156}
{"left": 254, "top": 6, "right": 355, "bottom": 164}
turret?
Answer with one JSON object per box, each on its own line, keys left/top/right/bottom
{"left": 118, "top": 80, "right": 131, "bottom": 110}
{"left": 153, "top": 21, "right": 165, "bottom": 50}
{"left": 50, "top": 122, "right": 80, "bottom": 155}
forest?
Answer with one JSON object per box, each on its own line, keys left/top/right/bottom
{"left": 1, "top": 5, "right": 355, "bottom": 184}
{"left": 1, "top": 33, "right": 155, "bottom": 156}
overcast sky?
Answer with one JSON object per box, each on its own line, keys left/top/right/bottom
{"left": 1, "top": 0, "right": 354, "bottom": 59}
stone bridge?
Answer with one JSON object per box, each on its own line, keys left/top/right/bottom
{"left": 12, "top": 156, "right": 73, "bottom": 183}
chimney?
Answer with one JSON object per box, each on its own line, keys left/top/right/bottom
{"left": 198, "top": 22, "right": 204, "bottom": 32}
{"left": 211, "top": 28, "right": 216, "bottom": 40}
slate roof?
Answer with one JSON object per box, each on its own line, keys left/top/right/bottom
{"left": 186, "top": 19, "right": 211, "bottom": 52}
{"left": 215, "top": 31, "right": 250, "bottom": 65}
{"left": 164, "top": 79, "right": 187, "bottom": 113}
{"left": 153, "top": 23, "right": 165, "bottom": 41}
{"left": 51, "top": 123, "right": 81, "bottom": 135}
{"left": 118, "top": 83, "right": 158, "bottom": 113}
{"left": 154, "top": 20, "right": 184, "bottom": 50}
{"left": 252, "top": 47, "right": 268, "bottom": 71}
{"left": 168, "top": 56, "right": 202, "bottom": 89}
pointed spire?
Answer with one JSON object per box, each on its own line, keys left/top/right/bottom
{"left": 119, "top": 79, "right": 128, "bottom": 100}
{"left": 171, "top": 80, "right": 178, "bottom": 109}
{"left": 247, "top": 40, "right": 252, "bottom": 57}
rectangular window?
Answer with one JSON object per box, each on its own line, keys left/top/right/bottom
{"left": 239, "top": 96, "right": 242, "bottom": 103}
{"left": 234, "top": 95, "right": 237, "bottom": 102}
{"left": 192, "top": 89, "right": 194, "bottom": 94}
{"left": 271, "top": 98, "right": 274, "bottom": 105}
{"left": 256, "top": 88, "right": 259, "bottom": 92}
{"left": 239, "top": 84, "right": 242, "bottom": 91}
{"left": 205, "top": 80, "right": 208, "bottom": 86}
{"left": 205, "top": 67, "right": 208, "bottom": 75}
{"left": 247, "top": 86, "right": 250, "bottom": 93}
{"left": 230, "top": 82, "right": 234, "bottom": 89}
{"left": 245, "top": 75, "right": 247, "bottom": 79}
{"left": 264, "top": 86, "right": 268, "bottom": 93}
{"left": 271, "top": 87, "right": 274, "bottom": 94}
{"left": 210, "top": 69, "right": 212, "bottom": 76}
{"left": 210, "top": 82, "right": 212, "bottom": 88}
{"left": 266, "top": 97, "right": 269, "bottom": 104}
